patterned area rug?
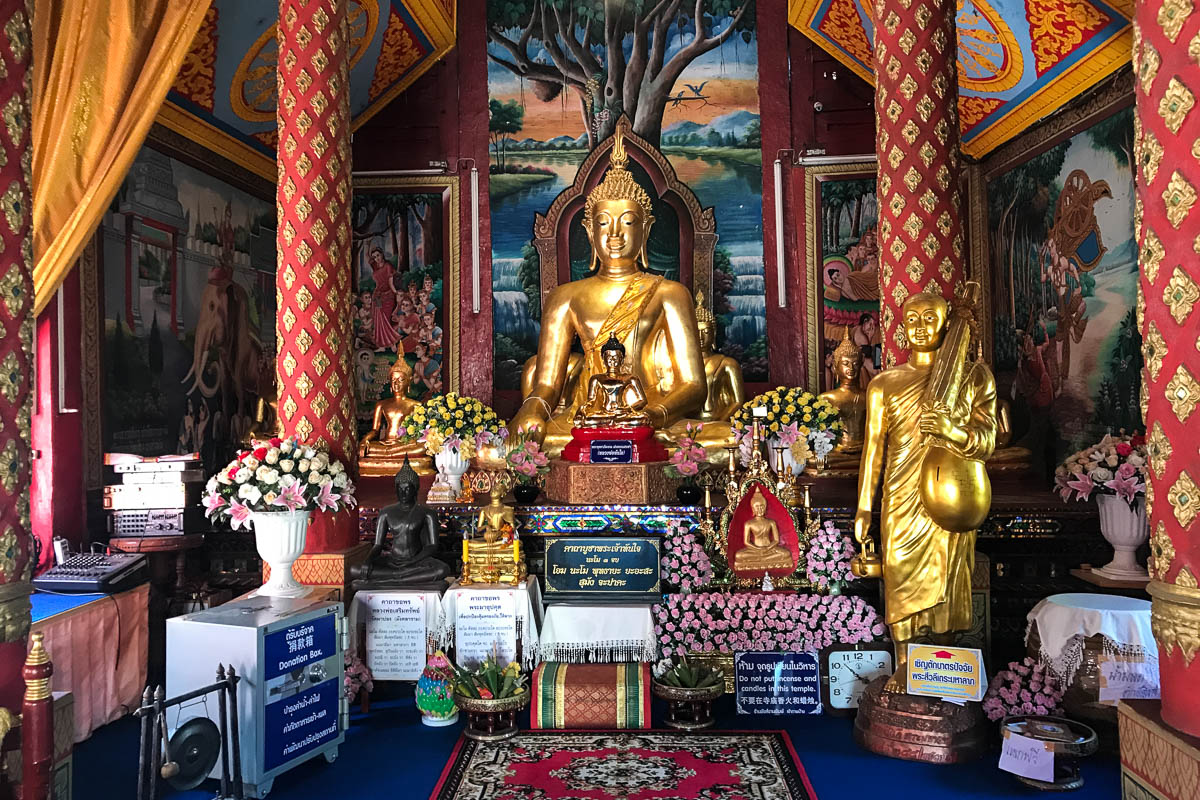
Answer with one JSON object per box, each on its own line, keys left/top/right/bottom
{"left": 430, "top": 730, "right": 817, "bottom": 800}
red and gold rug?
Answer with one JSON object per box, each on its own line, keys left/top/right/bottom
{"left": 430, "top": 730, "right": 817, "bottom": 800}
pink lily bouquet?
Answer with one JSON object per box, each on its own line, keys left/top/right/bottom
{"left": 202, "top": 436, "right": 357, "bottom": 530}
{"left": 664, "top": 422, "right": 708, "bottom": 484}
{"left": 506, "top": 435, "right": 550, "bottom": 486}
{"left": 1055, "top": 431, "right": 1147, "bottom": 505}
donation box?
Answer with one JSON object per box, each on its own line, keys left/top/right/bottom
{"left": 167, "top": 592, "right": 346, "bottom": 798}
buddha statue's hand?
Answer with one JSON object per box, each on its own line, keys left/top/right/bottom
{"left": 918, "top": 408, "right": 967, "bottom": 448}
{"left": 853, "top": 508, "right": 872, "bottom": 549}
{"left": 511, "top": 403, "right": 549, "bottom": 441}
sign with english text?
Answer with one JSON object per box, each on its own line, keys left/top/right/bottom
{"left": 264, "top": 614, "right": 338, "bottom": 681}
{"left": 734, "top": 652, "right": 822, "bottom": 715}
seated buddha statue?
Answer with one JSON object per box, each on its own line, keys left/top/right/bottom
{"left": 522, "top": 352, "right": 585, "bottom": 417}
{"left": 510, "top": 127, "right": 706, "bottom": 455}
{"left": 986, "top": 397, "right": 1033, "bottom": 472}
{"left": 244, "top": 355, "right": 279, "bottom": 443}
{"left": 574, "top": 334, "right": 651, "bottom": 428}
{"left": 359, "top": 359, "right": 434, "bottom": 476}
{"left": 733, "top": 487, "right": 794, "bottom": 573}
{"left": 460, "top": 483, "right": 528, "bottom": 586}
{"left": 666, "top": 292, "right": 746, "bottom": 457}
{"left": 819, "top": 327, "right": 867, "bottom": 470}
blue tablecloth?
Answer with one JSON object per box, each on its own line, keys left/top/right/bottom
{"left": 31, "top": 590, "right": 108, "bottom": 624}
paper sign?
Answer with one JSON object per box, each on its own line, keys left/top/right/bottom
{"left": 1098, "top": 656, "right": 1160, "bottom": 703}
{"left": 906, "top": 644, "right": 986, "bottom": 702}
{"left": 363, "top": 593, "right": 428, "bottom": 681}
{"left": 999, "top": 730, "right": 1054, "bottom": 782}
{"left": 734, "top": 652, "right": 823, "bottom": 715}
{"left": 454, "top": 590, "right": 517, "bottom": 668}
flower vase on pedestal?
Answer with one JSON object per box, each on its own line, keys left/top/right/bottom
{"left": 1094, "top": 495, "right": 1150, "bottom": 581}
{"left": 435, "top": 445, "right": 470, "bottom": 496}
{"left": 251, "top": 510, "right": 311, "bottom": 597}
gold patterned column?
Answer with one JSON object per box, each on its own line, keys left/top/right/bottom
{"left": 872, "top": 0, "right": 967, "bottom": 366}
{"left": 0, "top": 0, "right": 32, "bottom": 711}
{"left": 1135, "top": 0, "right": 1200, "bottom": 738}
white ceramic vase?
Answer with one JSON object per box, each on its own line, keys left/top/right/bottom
{"left": 1095, "top": 495, "right": 1150, "bottom": 581}
{"left": 435, "top": 445, "right": 470, "bottom": 495}
{"left": 250, "top": 509, "right": 311, "bottom": 597}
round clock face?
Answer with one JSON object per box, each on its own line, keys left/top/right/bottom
{"left": 828, "top": 649, "right": 893, "bottom": 709}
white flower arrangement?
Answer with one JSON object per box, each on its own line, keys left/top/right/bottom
{"left": 202, "top": 436, "right": 357, "bottom": 530}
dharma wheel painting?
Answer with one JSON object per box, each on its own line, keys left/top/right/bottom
{"left": 486, "top": 0, "right": 767, "bottom": 389}
{"left": 986, "top": 105, "right": 1140, "bottom": 473}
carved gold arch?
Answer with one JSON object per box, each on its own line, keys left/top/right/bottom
{"left": 532, "top": 116, "right": 717, "bottom": 304}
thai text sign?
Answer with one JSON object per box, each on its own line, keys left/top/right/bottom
{"left": 264, "top": 613, "right": 338, "bottom": 681}
{"left": 999, "top": 729, "right": 1054, "bottom": 782}
{"left": 906, "top": 644, "right": 986, "bottom": 702}
{"left": 734, "top": 651, "right": 822, "bottom": 714}
{"left": 362, "top": 592, "right": 428, "bottom": 681}
{"left": 263, "top": 677, "right": 340, "bottom": 772}
{"left": 590, "top": 440, "right": 633, "bottom": 463}
{"left": 544, "top": 537, "right": 661, "bottom": 600}
{"left": 454, "top": 589, "right": 517, "bottom": 668}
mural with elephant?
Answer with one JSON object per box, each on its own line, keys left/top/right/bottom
{"left": 101, "top": 145, "right": 276, "bottom": 472}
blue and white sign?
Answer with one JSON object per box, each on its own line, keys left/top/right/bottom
{"left": 590, "top": 440, "right": 633, "bottom": 463}
{"left": 263, "top": 677, "right": 340, "bottom": 772}
{"left": 734, "top": 652, "right": 823, "bottom": 715}
{"left": 264, "top": 613, "right": 338, "bottom": 680}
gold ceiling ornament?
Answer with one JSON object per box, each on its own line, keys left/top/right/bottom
{"left": 1166, "top": 365, "right": 1200, "bottom": 422}
{"left": 1164, "top": 266, "right": 1200, "bottom": 323}
{"left": 1179, "top": 567, "right": 1199, "bottom": 589}
{"left": 1148, "top": 421, "right": 1172, "bottom": 479}
{"left": 1163, "top": 171, "right": 1197, "bottom": 228}
{"left": 1168, "top": 470, "right": 1200, "bottom": 529}
{"left": 1149, "top": 580, "right": 1200, "bottom": 666}
{"left": 1149, "top": 521, "right": 1176, "bottom": 581}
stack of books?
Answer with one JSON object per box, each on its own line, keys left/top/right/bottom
{"left": 103, "top": 453, "right": 205, "bottom": 537}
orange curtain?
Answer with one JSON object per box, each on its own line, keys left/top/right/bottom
{"left": 32, "top": 0, "right": 211, "bottom": 316}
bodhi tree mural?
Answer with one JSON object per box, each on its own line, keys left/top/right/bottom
{"left": 487, "top": 0, "right": 756, "bottom": 148}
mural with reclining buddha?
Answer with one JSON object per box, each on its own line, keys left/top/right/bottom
{"left": 486, "top": 0, "right": 766, "bottom": 389}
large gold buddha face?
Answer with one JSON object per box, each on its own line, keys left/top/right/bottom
{"left": 697, "top": 318, "right": 714, "bottom": 351}
{"left": 902, "top": 294, "right": 949, "bottom": 353}
{"left": 588, "top": 198, "right": 651, "bottom": 266}
{"left": 391, "top": 365, "right": 412, "bottom": 396}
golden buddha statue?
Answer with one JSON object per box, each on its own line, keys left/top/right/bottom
{"left": 511, "top": 127, "right": 706, "bottom": 454}
{"left": 359, "top": 359, "right": 434, "bottom": 476}
{"left": 666, "top": 292, "right": 746, "bottom": 456}
{"left": 244, "top": 353, "right": 280, "bottom": 443}
{"left": 853, "top": 290, "right": 997, "bottom": 693}
{"left": 460, "top": 482, "right": 527, "bottom": 586}
{"left": 733, "top": 487, "right": 794, "bottom": 573}
{"left": 819, "top": 327, "right": 866, "bottom": 468}
{"left": 574, "top": 334, "right": 652, "bottom": 428}
{"left": 986, "top": 397, "right": 1033, "bottom": 471}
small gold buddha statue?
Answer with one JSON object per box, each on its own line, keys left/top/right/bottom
{"left": 986, "top": 398, "right": 1033, "bottom": 471}
{"left": 820, "top": 327, "right": 867, "bottom": 468}
{"left": 666, "top": 292, "right": 746, "bottom": 456}
{"left": 574, "top": 334, "right": 652, "bottom": 428}
{"left": 510, "top": 125, "right": 706, "bottom": 453}
{"left": 244, "top": 355, "right": 280, "bottom": 443}
{"left": 359, "top": 359, "right": 434, "bottom": 476}
{"left": 460, "top": 482, "right": 527, "bottom": 586}
{"left": 733, "top": 487, "right": 794, "bottom": 573}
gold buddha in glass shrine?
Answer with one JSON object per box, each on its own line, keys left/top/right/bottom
{"left": 733, "top": 487, "right": 794, "bottom": 572}
{"left": 460, "top": 482, "right": 527, "bottom": 586}
{"left": 359, "top": 359, "right": 434, "bottom": 476}
{"left": 511, "top": 127, "right": 707, "bottom": 454}
{"left": 819, "top": 327, "right": 867, "bottom": 468}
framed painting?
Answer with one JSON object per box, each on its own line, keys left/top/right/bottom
{"left": 803, "top": 160, "right": 880, "bottom": 394}
{"left": 351, "top": 175, "right": 460, "bottom": 436}
{"left": 970, "top": 72, "right": 1137, "bottom": 474}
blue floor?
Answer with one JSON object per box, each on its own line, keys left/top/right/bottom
{"left": 75, "top": 685, "right": 1121, "bottom": 799}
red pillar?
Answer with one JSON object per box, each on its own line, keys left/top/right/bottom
{"left": 1135, "top": 4, "right": 1200, "bottom": 738}
{"left": 275, "top": 0, "right": 357, "bottom": 552}
{"left": 0, "top": 0, "right": 33, "bottom": 712}
{"left": 872, "top": 0, "right": 967, "bottom": 366}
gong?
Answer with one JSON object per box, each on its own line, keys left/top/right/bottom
{"left": 166, "top": 717, "right": 222, "bottom": 791}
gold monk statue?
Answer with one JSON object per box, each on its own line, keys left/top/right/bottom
{"left": 461, "top": 482, "right": 527, "bottom": 586}
{"left": 511, "top": 126, "right": 706, "bottom": 453}
{"left": 733, "top": 487, "right": 794, "bottom": 573}
{"left": 853, "top": 291, "right": 997, "bottom": 693}
{"left": 574, "top": 334, "right": 651, "bottom": 428}
{"left": 359, "top": 359, "right": 433, "bottom": 476}
{"left": 819, "top": 327, "right": 867, "bottom": 464}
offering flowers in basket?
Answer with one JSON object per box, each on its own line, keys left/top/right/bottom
{"left": 450, "top": 655, "right": 529, "bottom": 741}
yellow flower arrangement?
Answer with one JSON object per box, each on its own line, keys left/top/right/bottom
{"left": 730, "top": 386, "right": 842, "bottom": 439}
{"left": 402, "top": 392, "right": 504, "bottom": 457}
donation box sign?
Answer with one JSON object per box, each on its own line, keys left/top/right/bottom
{"left": 906, "top": 644, "right": 986, "bottom": 702}
{"left": 734, "top": 652, "right": 823, "bottom": 714}
{"left": 543, "top": 537, "right": 661, "bottom": 603}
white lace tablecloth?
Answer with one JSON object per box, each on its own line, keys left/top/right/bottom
{"left": 437, "top": 577, "right": 543, "bottom": 668}
{"left": 539, "top": 604, "right": 657, "bottom": 663}
{"left": 1026, "top": 593, "right": 1157, "bottom": 686}
{"left": 347, "top": 589, "right": 444, "bottom": 680}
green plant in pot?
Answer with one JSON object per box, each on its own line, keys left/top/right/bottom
{"left": 651, "top": 655, "right": 725, "bottom": 730}
{"left": 450, "top": 655, "right": 530, "bottom": 741}
{"left": 665, "top": 422, "right": 707, "bottom": 505}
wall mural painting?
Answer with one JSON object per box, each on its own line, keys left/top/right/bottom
{"left": 986, "top": 105, "right": 1140, "bottom": 473}
{"left": 486, "top": 0, "right": 766, "bottom": 389}
{"left": 351, "top": 178, "right": 457, "bottom": 436}
{"left": 101, "top": 146, "right": 275, "bottom": 472}
{"left": 814, "top": 170, "right": 879, "bottom": 392}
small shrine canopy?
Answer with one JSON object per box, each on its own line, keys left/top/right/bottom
{"left": 162, "top": 0, "right": 457, "bottom": 179}
{"left": 788, "top": 0, "right": 1132, "bottom": 158}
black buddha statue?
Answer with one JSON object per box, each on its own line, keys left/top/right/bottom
{"left": 351, "top": 459, "right": 452, "bottom": 591}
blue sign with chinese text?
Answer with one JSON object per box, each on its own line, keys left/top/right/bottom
{"left": 734, "top": 651, "right": 823, "bottom": 715}
{"left": 264, "top": 614, "right": 338, "bottom": 680}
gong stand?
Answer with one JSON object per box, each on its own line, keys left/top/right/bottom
{"left": 134, "top": 664, "right": 243, "bottom": 800}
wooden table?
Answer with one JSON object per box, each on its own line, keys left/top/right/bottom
{"left": 1070, "top": 567, "right": 1151, "bottom": 593}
